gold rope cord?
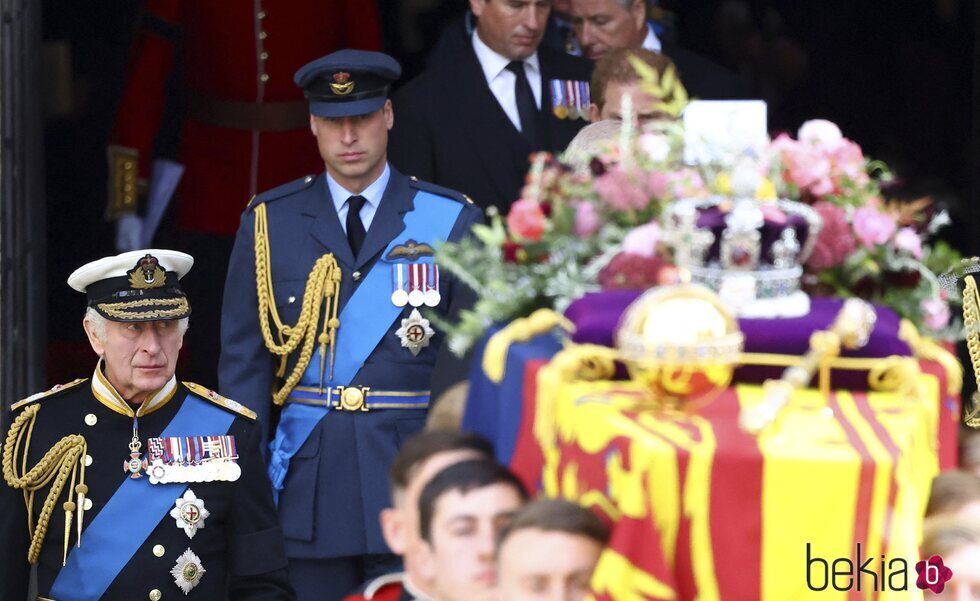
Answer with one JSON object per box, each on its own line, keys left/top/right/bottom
{"left": 961, "top": 276, "right": 980, "bottom": 426}
{"left": 254, "top": 203, "right": 342, "bottom": 405}
{"left": 2, "top": 404, "right": 88, "bottom": 565}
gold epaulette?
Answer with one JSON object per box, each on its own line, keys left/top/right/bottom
{"left": 183, "top": 382, "right": 257, "bottom": 420}
{"left": 10, "top": 379, "right": 87, "bottom": 412}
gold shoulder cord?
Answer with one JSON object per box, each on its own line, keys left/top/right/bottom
{"left": 254, "top": 202, "right": 342, "bottom": 405}
{"left": 961, "top": 275, "right": 980, "bottom": 427}
{"left": 2, "top": 404, "right": 88, "bottom": 565}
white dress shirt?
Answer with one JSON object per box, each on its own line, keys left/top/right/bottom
{"left": 472, "top": 31, "right": 542, "bottom": 133}
{"left": 642, "top": 23, "right": 663, "bottom": 53}
{"left": 327, "top": 163, "right": 390, "bottom": 233}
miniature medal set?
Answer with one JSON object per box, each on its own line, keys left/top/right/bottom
{"left": 387, "top": 239, "right": 440, "bottom": 356}
{"left": 549, "top": 79, "right": 591, "bottom": 120}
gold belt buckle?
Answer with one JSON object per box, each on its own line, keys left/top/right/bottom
{"left": 336, "top": 386, "right": 370, "bottom": 411}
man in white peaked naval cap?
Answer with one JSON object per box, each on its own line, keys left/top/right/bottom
{"left": 0, "top": 249, "right": 295, "bottom": 601}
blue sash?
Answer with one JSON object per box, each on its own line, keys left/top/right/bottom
{"left": 267, "top": 191, "right": 463, "bottom": 491}
{"left": 50, "top": 393, "right": 236, "bottom": 601}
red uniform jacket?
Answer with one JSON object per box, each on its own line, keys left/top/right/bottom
{"left": 108, "top": 0, "right": 382, "bottom": 235}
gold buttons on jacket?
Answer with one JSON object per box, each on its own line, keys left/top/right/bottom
{"left": 257, "top": 10, "right": 267, "bottom": 19}
{"left": 153, "top": 544, "right": 166, "bottom": 557}
{"left": 258, "top": 31, "right": 267, "bottom": 40}
{"left": 260, "top": 73, "right": 270, "bottom": 83}
{"left": 149, "top": 589, "right": 162, "bottom": 600}
{"left": 84, "top": 414, "right": 97, "bottom": 426}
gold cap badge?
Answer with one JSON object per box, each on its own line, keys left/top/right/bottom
{"left": 330, "top": 72, "right": 355, "bottom": 96}
{"left": 127, "top": 254, "right": 167, "bottom": 290}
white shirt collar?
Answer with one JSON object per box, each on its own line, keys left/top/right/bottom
{"left": 642, "top": 23, "right": 662, "bottom": 52}
{"left": 91, "top": 358, "right": 177, "bottom": 418}
{"left": 471, "top": 29, "right": 540, "bottom": 84}
{"left": 328, "top": 163, "right": 390, "bottom": 213}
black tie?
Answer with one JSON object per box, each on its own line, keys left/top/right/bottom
{"left": 506, "top": 61, "right": 540, "bottom": 148}
{"left": 346, "top": 195, "right": 367, "bottom": 257}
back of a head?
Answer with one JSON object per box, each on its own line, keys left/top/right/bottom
{"left": 418, "top": 459, "right": 528, "bottom": 543}
{"left": 922, "top": 515, "right": 980, "bottom": 558}
{"left": 564, "top": 119, "right": 622, "bottom": 172}
{"left": 926, "top": 469, "right": 980, "bottom": 517}
{"left": 591, "top": 48, "right": 675, "bottom": 111}
{"left": 496, "top": 498, "right": 611, "bottom": 552}
{"left": 960, "top": 428, "right": 980, "bottom": 476}
{"left": 389, "top": 430, "right": 494, "bottom": 495}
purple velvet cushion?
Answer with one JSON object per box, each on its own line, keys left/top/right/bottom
{"left": 564, "top": 291, "right": 912, "bottom": 388}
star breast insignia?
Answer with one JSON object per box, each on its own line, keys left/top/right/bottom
{"left": 395, "top": 308, "right": 435, "bottom": 357}
{"left": 171, "top": 548, "right": 206, "bottom": 594}
{"left": 170, "top": 489, "right": 210, "bottom": 539}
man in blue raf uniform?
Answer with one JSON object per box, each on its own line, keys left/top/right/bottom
{"left": 0, "top": 249, "right": 293, "bottom": 600}
{"left": 218, "top": 50, "right": 483, "bottom": 601}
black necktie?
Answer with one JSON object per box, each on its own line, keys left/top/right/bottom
{"left": 346, "top": 195, "right": 367, "bottom": 256}
{"left": 506, "top": 61, "right": 540, "bottom": 148}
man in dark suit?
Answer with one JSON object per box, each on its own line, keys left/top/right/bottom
{"left": 218, "top": 50, "right": 483, "bottom": 601}
{"left": 569, "top": 0, "right": 741, "bottom": 100}
{"left": 390, "top": 0, "right": 593, "bottom": 212}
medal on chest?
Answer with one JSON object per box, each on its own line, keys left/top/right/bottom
{"left": 396, "top": 308, "right": 435, "bottom": 356}
{"left": 122, "top": 419, "right": 147, "bottom": 478}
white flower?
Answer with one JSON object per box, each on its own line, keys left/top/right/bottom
{"left": 798, "top": 119, "right": 844, "bottom": 151}
{"left": 730, "top": 159, "right": 763, "bottom": 199}
{"left": 639, "top": 132, "right": 671, "bottom": 163}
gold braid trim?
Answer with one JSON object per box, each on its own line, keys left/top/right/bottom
{"left": 2, "top": 404, "right": 88, "bottom": 565}
{"left": 254, "top": 202, "right": 342, "bottom": 405}
{"left": 97, "top": 297, "right": 189, "bottom": 320}
{"left": 961, "top": 276, "right": 980, "bottom": 427}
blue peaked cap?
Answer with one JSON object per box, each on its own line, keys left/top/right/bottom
{"left": 294, "top": 49, "right": 402, "bottom": 118}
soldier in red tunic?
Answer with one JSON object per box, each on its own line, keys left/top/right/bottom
{"left": 106, "top": 0, "right": 383, "bottom": 382}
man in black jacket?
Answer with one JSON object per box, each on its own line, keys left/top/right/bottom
{"left": 570, "top": 0, "right": 742, "bottom": 100}
{"left": 390, "top": 0, "right": 593, "bottom": 212}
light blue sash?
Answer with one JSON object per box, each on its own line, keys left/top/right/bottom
{"left": 267, "top": 191, "right": 463, "bottom": 491}
{"left": 50, "top": 392, "right": 235, "bottom": 601}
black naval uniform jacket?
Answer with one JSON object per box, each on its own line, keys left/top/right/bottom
{"left": 389, "top": 42, "right": 592, "bottom": 212}
{"left": 0, "top": 378, "right": 294, "bottom": 601}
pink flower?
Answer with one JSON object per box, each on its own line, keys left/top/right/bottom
{"left": 807, "top": 201, "right": 856, "bottom": 271}
{"left": 593, "top": 168, "right": 649, "bottom": 211}
{"left": 646, "top": 171, "right": 671, "bottom": 200}
{"left": 573, "top": 201, "right": 601, "bottom": 237}
{"left": 798, "top": 119, "right": 844, "bottom": 152}
{"left": 667, "top": 169, "right": 707, "bottom": 199}
{"left": 830, "top": 139, "right": 868, "bottom": 184}
{"left": 506, "top": 198, "right": 547, "bottom": 242}
{"left": 622, "top": 222, "right": 661, "bottom": 258}
{"left": 921, "top": 297, "right": 951, "bottom": 331}
{"left": 852, "top": 206, "right": 897, "bottom": 249}
{"left": 893, "top": 227, "right": 923, "bottom": 259}
{"left": 759, "top": 202, "right": 787, "bottom": 224}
